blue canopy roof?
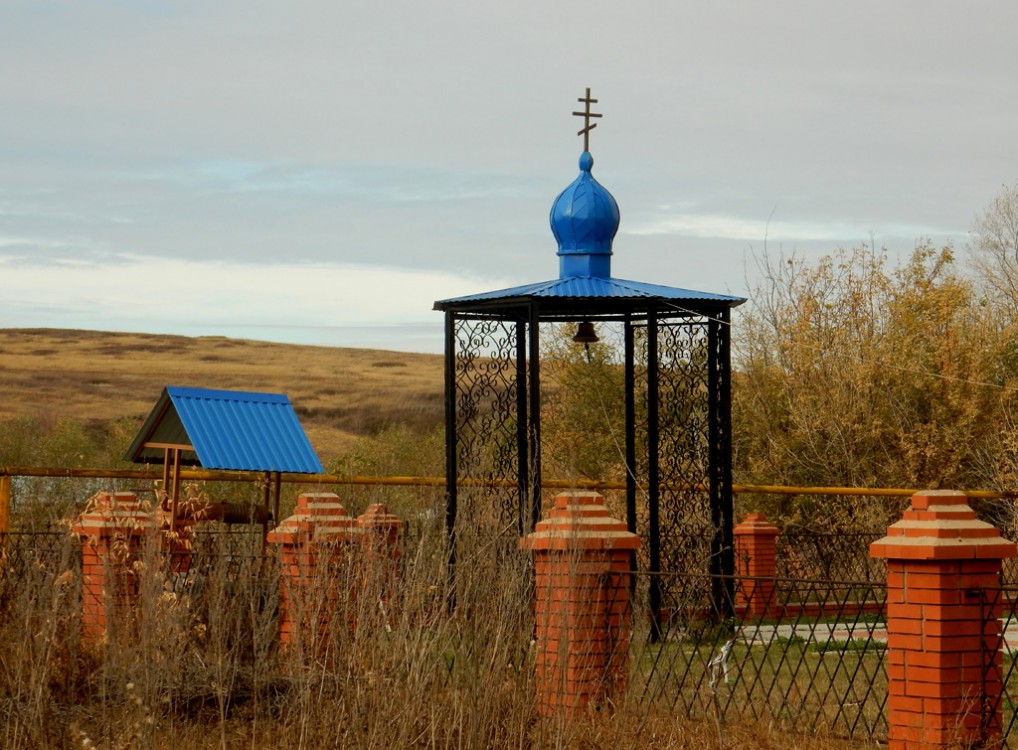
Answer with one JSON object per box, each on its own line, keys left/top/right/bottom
{"left": 436, "top": 275, "right": 743, "bottom": 308}
{"left": 125, "top": 386, "right": 324, "bottom": 474}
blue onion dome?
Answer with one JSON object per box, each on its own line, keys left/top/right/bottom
{"left": 550, "top": 152, "right": 620, "bottom": 278}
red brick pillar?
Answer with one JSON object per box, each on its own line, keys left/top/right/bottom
{"left": 150, "top": 506, "right": 194, "bottom": 579}
{"left": 73, "top": 492, "right": 156, "bottom": 641}
{"left": 870, "top": 490, "right": 1016, "bottom": 750}
{"left": 267, "top": 493, "right": 361, "bottom": 656}
{"left": 357, "top": 503, "right": 403, "bottom": 563}
{"left": 521, "top": 491, "right": 640, "bottom": 718}
{"left": 733, "top": 513, "right": 780, "bottom": 618}
{"left": 357, "top": 504, "right": 404, "bottom": 629}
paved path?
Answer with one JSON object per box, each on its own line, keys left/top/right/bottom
{"left": 738, "top": 620, "right": 1018, "bottom": 651}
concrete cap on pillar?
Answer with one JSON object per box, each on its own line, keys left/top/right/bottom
{"left": 267, "top": 492, "right": 360, "bottom": 546}
{"left": 72, "top": 492, "right": 156, "bottom": 538}
{"left": 733, "top": 513, "right": 780, "bottom": 538}
{"left": 870, "top": 490, "right": 1017, "bottom": 561}
{"left": 520, "top": 491, "right": 640, "bottom": 552}
{"left": 357, "top": 503, "right": 404, "bottom": 531}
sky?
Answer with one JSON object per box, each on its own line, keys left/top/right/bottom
{"left": 3, "top": 1, "right": 1018, "bottom": 354}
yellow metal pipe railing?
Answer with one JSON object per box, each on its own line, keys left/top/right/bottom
{"left": 3, "top": 465, "right": 1018, "bottom": 498}
{"left": 3, "top": 464, "right": 1018, "bottom": 534}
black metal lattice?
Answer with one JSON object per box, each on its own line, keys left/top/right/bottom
{"left": 775, "top": 529, "right": 887, "bottom": 584}
{"left": 446, "top": 315, "right": 529, "bottom": 544}
{"left": 647, "top": 316, "right": 733, "bottom": 624}
{"left": 441, "top": 303, "right": 736, "bottom": 623}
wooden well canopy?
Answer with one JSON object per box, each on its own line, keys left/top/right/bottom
{"left": 125, "top": 386, "right": 324, "bottom": 533}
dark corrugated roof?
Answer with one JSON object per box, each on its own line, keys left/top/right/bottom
{"left": 434, "top": 275, "right": 745, "bottom": 309}
{"left": 125, "top": 387, "right": 324, "bottom": 474}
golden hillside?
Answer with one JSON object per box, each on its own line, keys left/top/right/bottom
{"left": 0, "top": 328, "right": 444, "bottom": 461}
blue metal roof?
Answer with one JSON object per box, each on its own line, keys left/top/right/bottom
{"left": 125, "top": 386, "right": 324, "bottom": 474}
{"left": 434, "top": 149, "right": 745, "bottom": 313}
{"left": 435, "top": 275, "right": 744, "bottom": 308}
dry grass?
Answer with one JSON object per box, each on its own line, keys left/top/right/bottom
{"left": 0, "top": 328, "right": 444, "bottom": 461}
{"left": 0, "top": 496, "right": 869, "bottom": 750}
{"left": 0, "top": 329, "right": 891, "bottom": 748}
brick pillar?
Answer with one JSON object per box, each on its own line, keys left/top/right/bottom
{"left": 357, "top": 504, "right": 404, "bottom": 629}
{"left": 150, "top": 506, "right": 194, "bottom": 579}
{"left": 73, "top": 492, "right": 156, "bottom": 641}
{"left": 733, "top": 513, "right": 780, "bottom": 618}
{"left": 521, "top": 491, "right": 640, "bottom": 718}
{"left": 870, "top": 490, "right": 1016, "bottom": 750}
{"left": 267, "top": 493, "right": 361, "bottom": 657}
{"left": 357, "top": 503, "right": 403, "bottom": 562}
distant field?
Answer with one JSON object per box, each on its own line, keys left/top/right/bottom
{"left": 0, "top": 328, "right": 444, "bottom": 461}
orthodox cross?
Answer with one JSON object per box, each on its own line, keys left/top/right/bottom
{"left": 572, "top": 87, "right": 602, "bottom": 152}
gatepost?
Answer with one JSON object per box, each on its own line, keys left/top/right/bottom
{"left": 267, "top": 492, "right": 361, "bottom": 661}
{"left": 871, "top": 490, "right": 1016, "bottom": 749}
{"left": 73, "top": 492, "right": 156, "bottom": 641}
{"left": 733, "top": 513, "right": 780, "bottom": 618}
{"left": 357, "top": 503, "right": 404, "bottom": 629}
{"left": 521, "top": 491, "right": 640, "bottom": 717}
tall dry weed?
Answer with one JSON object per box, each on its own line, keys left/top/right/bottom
{"left": 0, "top": 532, "right": 84, "bottom": 748}
{"left": 0, "top": 492, "right": 561, "bottom": 748}
{"left": 0, "top": 477, "right": 889, "bottom": 749}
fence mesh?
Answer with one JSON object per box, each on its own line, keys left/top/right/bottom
{"left": 627, "top": 572, "right": 888, "bottom": 743}
{"left": 989, "top": 587, "right": 1018, "bottom": 746}
{"left": 775, "top": 529, "right": 885, "bottom": 583}
{"left": 17, "top": 527, "right": 1018, "bottom": 747}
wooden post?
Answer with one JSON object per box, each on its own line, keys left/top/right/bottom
{"left": 0, "top": 474, "right": 10, "bottom": 536}
{"left": 261, "top": 471, "right": 271, "bottom": 552}
{"left": 273, "top": 471, "right": 282, "bottom": 525}
{"left": 161, "top": 448, "right": 170, "bottom": 506}
{"left": 170, "top": 448, "right": 182, "bottom": 533}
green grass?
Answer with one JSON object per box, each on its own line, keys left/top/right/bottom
{"left": 631, "top": 628, "right": 888, "bottom": 741}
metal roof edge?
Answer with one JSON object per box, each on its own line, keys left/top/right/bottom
{"left": 434, "top": 275, "right": 746, "bottom": 308}
{"left": 606, "top": 276, "right": 747, "bottom": 305}
{"left": 433, "top": 279, "right": 562, "bottom": 310}
{"left": 166, "top": 386, "right": 290, "bottom": 404}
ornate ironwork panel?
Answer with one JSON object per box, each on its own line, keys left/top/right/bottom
{"left": 624, "top": 312, "right": 735, "bottom": 624}
{"left": 656, "top": 318, "right": 713, "bottom": 573}
{"left": 446, "top": 314, "right": 526, "bottom": 544}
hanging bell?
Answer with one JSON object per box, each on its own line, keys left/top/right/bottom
{"left": 572, "top": 321, "right": 599, "bottom": 345}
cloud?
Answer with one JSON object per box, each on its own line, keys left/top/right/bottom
{"left": 0, "top": 235, "right": 107, "bottom": 254}
{"left": 0, "top": 254, "right": 511, "bottom": 351}
{"left": 625, "top": 211, "right": 965, "bottom": 245}
{"left": 141, "top": 159, "right": 539, "bottom": 204}
{"left": 2, "top": 0, "right": 1018, "bottom": 353}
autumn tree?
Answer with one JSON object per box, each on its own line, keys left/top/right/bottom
{"left": 540, "top": 323, "right": 628, "bottom": 482}
{"left": 733, "top": 242, "right": 1018, "bottom": 502}
{"left": 969, "top": 181, "right": 1018, "bottom": 318}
